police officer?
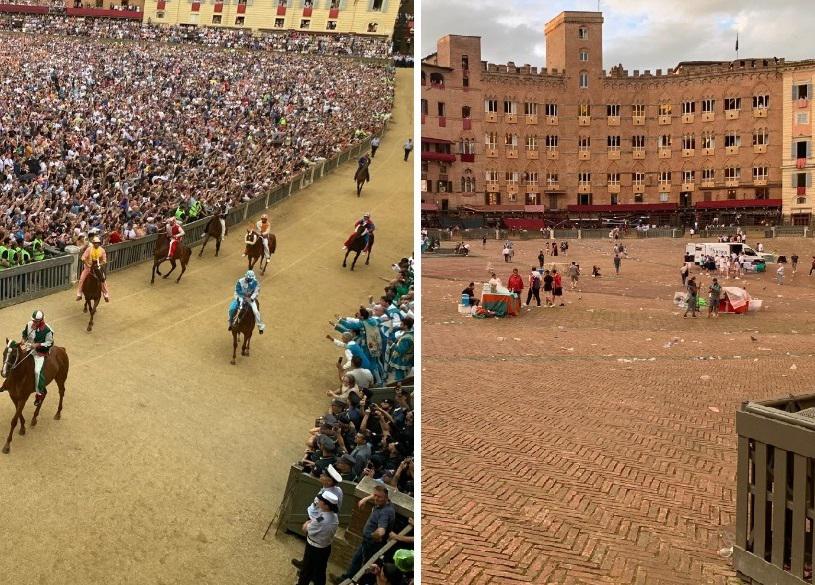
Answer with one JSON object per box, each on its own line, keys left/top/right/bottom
{"left": 0, "top": 238, "right": 10, "bottom": 269}
{"left": 293, "top": 491, "right": 339, "bottom": 585}
{"left": 17, "top": 241, "right": 31, "bottom": 266}
{"left": 31, "top": 232, "right": 46, "bottom": 262}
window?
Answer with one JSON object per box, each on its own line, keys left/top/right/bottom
{"left": 724, "top": 132, "right": 740, "bottom": 147}
{"left": 462, "top": 106, "right": 471, "bottom": 119}
{"left": 274, "top": 18, "right": 284, "bottom": 27}
{"left": 524, "top": 102, "right": 538, "bottom": 116}
{"left": 367, "top": 22, "right": 378, "bottom": 32}
{"left": 372, "top": 0, "right": 383, "bottom": 10}
{"left": 702, "top": 132, "right": 715, "bottom": 149}
{"left": 578, "top": 26, "right": 588, "bottom": 39}
{"left": 326, "top": 20, "right": 337, "bottom": 29}
{"left": 797, "top": 112, "right": 809, "bottom": 125}
{"left": 610, "top": 194, "right": 619, "bottom": 205}
{"left": 578, "top": 103, "right": 591, "bottom": 117}
{"left": 420, "top": 100, "right": 428, "bottom": 116}
{"left": 545, "top": 135, "right": 559, "bottom": 149}
{"left": 156, "top": 10, "right": 164, "bottom": 17}
{"left": 462, "top": 55, "right": 469, "bottom": 70}
{"left": 659, "top": 193, "right": 669, "bottom": 202}
{"left": 504, "top": 133, "right": 518, "bottom": 148}
{"left": 578, "top": 193, "right": 593, "bottom": 205}
{"left": 429, "top": 73, "right": 445, "bottom": 87}
{"left": 235, "top": 16, "right": 245, "bottom": 25}
{"left": 437, "top": 102, "right": 446, "bottom": 117}
{"left": 795, "top": 84, "right": 808, "bottom": 100}
{"left": 633, "top": 172, "right": 645, "bottom": 185}
{"left": 485, "top": 99, "right": 498, "bottom": 113}
{"left": 485, "top": 169, "right": 500, "bottom": 182}
{"left": 460, "top": 139, "right": 476, "bottom": 154}
{"left": 725, "top": 167, "right": 741, "bottom": 180}
{"left": 795, "top": 172, "right": 807, "bottom": 188}
{"left": 545, "top": 103, "right": 558, "bottom": 116}
{"left": 525, "top": 172, "right": 539, "bottom": 185}
{"left": 659, "top": 171, "right": 671, "bottom": 184}
{"left": 752, "top": 94, "right": 769, "bottom": 109}
{"left": 578, "top": 172, "right": 591, "bottom": 185}
{"left": 702, "top": 169, "right": 715, "bottom": 180}
{"left": 579, "top": 71, "right": 589, "bottom": 89}
{"left": 632, "top": 104, "right": 645, "bottom": 117}
{"left": 660, "top": 134, "right": 672, "bottom": 148}
{"left": 546, "top": 172, "right": 559, "bottom": 186}
{"left": 278, "top": 0, "right": 287, "bottom": 6}
{"left": 607, "top": 104, "right": 620, "bottom": 117}
{"left": 461, "top": 175, "right": 476, "bottom": 193}
{"left": 753, "top": 128, "right": 768, "bottom": 145}
{"left": 212, "top": 14, "right": 221, "bottom": 23}
{"left": 526, "top": 135, "right": 538, "bottom": 151}
{"left": 607, "top": 135, "right": 620, "bottom": 150}
{"left": 300, "top": 19, "right": 310, "bottom": 28}
{"left": 503, "top": 100, "right": 517, "bottom": 115}
{"left": 579, "top": 49, "right": 589, "bottom": 62}
{"left": 505, "top": 171, "right": 519, "bottom": 184}
{"left": 659, "top": 103, "right": 672, "bottom": 116}
{"left": 753, "top": 166, "right": 768, "bottom": 180}
{"left": 701, "top": 99, "right": 715, "bottom": 113}
{"left": 485, "top": 132, "right": 498, "bottom": 148}
{"left": 681, "top": 101, "right": 695, "bottom": 114}
{"left": 681, "top": 134, "right": 695, "bottom": 150}
{"left": 683, "top": 170, "right": 695, "bottom": 183}
{"left": 607, "top": 173, "right": 620, "bottom": 186}
{"left": 578, "top": 136, "right": 591, "bottom": 151}
{"left": 632, "top": 136, "right": 645, "bottom": 149}
{"left": 724, "top": 97, "right": 741, "bottom": 111}
{"left": 487, "top": 193, "right": 500, "bottom": 205}
{"left": 634, "top": 193, "right": 644, "bottom": 203}
{"left": 727, "top": 190, "right": 737, "bottom": 200}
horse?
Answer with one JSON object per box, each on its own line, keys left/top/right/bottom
{"left": 229, "top": 299, "right": 256, "bottom": 365}
{"left": 343, "top": 224, "right": 374, "bottom": 271}
{"left": 82, "top": 262, "right": 104, "bottom": 332}
{"left": 152, "top": 233, "right": 192, "bottom": 284}
{"left": 354, "top": 162, "right": 370, "bottom": 197}
{"left": 1, "top": 339, "right": 69, "bottom": 454}
{"left": 244, "top": 230, "right": 276, "bottom": 275}
{"left": 198, "top": 215, "right": 224, "bottom": 257}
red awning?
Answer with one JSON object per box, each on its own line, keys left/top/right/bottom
{"left": 567, "top": 203, "right": 678, "bottom": 213}
{"left": 421, "top": 137, "right": 453, "bottom": 144}
{"left": 524, "top": 205, "right": 546, "bottom": 213}
{"left": 421, "top": 203, "right": 439, "bottom": 211}
{"left": 694, "top": 198, "right": 782, "bottom": 209}
{"left": 463, "top": 205, "right": 525, "bottom": 212}
{"left": 421, "top": 151, "right": 456, "bottom": 163}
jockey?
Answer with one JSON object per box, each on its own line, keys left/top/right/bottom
{"left": 358, "top": 152, "right": 371, "bottom": 169}
{"left": 76, "top": 236, "right": 109, "bottom": 302}
{"left": 166, "top": 217, "right": 185, "bottom": 261}
{"left": 216, "top": 201, "right": 228, "bottom": 238}
{"left": 256, "top": 214, "right": 271, "bottom": 260}
{"left": 20, "top": 311, "right": 54, "bottom": 406}
{"left": 228, "top": 270, "right": 265, "bottom": 334}
{"left": 343, "top": 213, "right": 375, "bottom": 251}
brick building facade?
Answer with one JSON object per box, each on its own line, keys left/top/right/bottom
{"left": 421, "top": 11, "right": 812, "bottom": 227}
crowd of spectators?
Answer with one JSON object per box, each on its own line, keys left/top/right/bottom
{"left": 0, "top": 27, "right": 393, "bottom": 267}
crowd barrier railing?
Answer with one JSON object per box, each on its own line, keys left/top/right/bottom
{"left": 0, "top": 253, "right": 75, "bottom": 308}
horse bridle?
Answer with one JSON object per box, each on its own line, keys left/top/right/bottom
{"left": 2, "top": 343, "right": 33, "bottom": 377}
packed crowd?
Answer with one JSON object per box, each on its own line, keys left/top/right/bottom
{"left": 293, "top": 256, "right": 414, "bottom": 585}
{"left": 0, "top": 31, "right": 393, "bottom": 266}
{"left": 0, "top": 14, "right": 392, "bottom": 57}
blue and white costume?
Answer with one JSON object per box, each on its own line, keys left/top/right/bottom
{"left": 228, "top": 270, "right": 265, "bottom": 333}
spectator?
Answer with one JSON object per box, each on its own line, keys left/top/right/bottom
{"left": 507, "top": 268, "right": 523, "bottom": 297}
{"left": 526, "top": 267, "right": 541, "bottom": 307}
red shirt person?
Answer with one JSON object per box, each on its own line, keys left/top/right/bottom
{"left": 507, "top": 268, "right": 524, "bottom": 296}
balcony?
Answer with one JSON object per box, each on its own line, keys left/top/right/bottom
{"left": 545, "top": 182, "right": 559, "bottom": 191}
{"left": 462, "top": 118, "right": 471, "bottom": 130}
{"left": 526, "top": 150, "right": 539, "bottom": 160}
{"left": 486, "top": 147, "right": 498, "bottom": 158}
{"left": 702, "top": 147, "right": 714, "bottom": 156}
{"left": 546, "top": 149, "right": 559, "bottom": 160}
{"left": 682, "top": 148, "right": 695, "bottom": 158}
{"left": 607, "top": 184, "right": 621, "bottom": 193}
{"left": 725, "top": 109, "right": 740, "bottom": 120}
{"left": 754, "top": 144, "right": 767, "bottom": 154}
{"left": 525, "top": 115, "right": 538, "bottom": 125}
{"left": 506, "top": 148, "right": 519, "bottom": 159}
{"left": 633, "top": 115, "right": 645, "bottom": 125}
{"left": 658, "top": 182, "right": 671, "bottom": 191}
{"left": 505, "top": 114, "right": 517, "bottom": 124}
{"left": 725, "top": 145, "right": 739, "bottom": 155}
{"left": 633, "top": 149, "right": 645, "bottom": 160}
{"left": 701, "top": 180, "right": 715, "bottom": 188}
{"left": 607, "top": 149, "right": 620, "bottom": 160}
{"left": 797, "top": 158, "right": 807, "bottom": 169}
{"left": 438, "top": 116, "right": 446, "bottom": 128}
{"left": 485, "top": 112, "right": 498, "bottom": 123}
{"left": 798, "top": 186, "right": 807, "bottom": 195}
{"left": 754, "top": 178, "right": 768, "bottom": 186}
{"left": 578, "top": 116, "right": 591, "bottom": 126}
{"left": 607, "top": 116, "right": 620, "bottom": 126}
{"left": 725, "top": 178, "right": 740, "bottom": 187}
{"left": 546, "top": 116, "right": 558, "bottom": 125}
{"left": 507, "top": 184, "right": 519, "bottom": 194}
{"left": 682, "top": 182, "right": 695, "bottom": 192}
{"left": 578, "top": 150, "right": 591, "bottom": 160}
{"left": 701, "top": 112, "right": 714, "bottom": 122}
{"left": 658, "top": 148, "right": 671, "bottom": 158}
{"left": 682, "top": 113, "right": 695, "bottom": 124}
{"left": 798, "top": 99, "right": 809, "bottom": 109}
{"left": 421, "top": 151, "right": 456, "bottom": 163}
{"left": 633, "top": 183, "right": 645, "bottom": 193}
{"left": 753, "top": 108, "right": 768, "bottom": 118}
{"left": 658, "top": 115, "right": 671, "bottom": 125}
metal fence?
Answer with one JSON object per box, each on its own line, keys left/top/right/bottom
{"left": 0, "top": 132, "right": 379, "bottom": 306}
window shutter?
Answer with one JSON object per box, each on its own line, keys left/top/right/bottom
{"left": 339, "top": 0, "right": 346, "bottom": 8}
{"left": 381, "top": 0, "right": 388, "bottom": 10}
{"left": 808, "top": 172, "right": 812, "bottom": 188}
{"left": 807, "top": 141, "right": 812, "bottom": 159}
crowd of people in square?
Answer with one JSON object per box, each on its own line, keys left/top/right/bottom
{"left": 0, "top": 25, "right": 393, "bottom": 269}
{"left": 294, "top": 256, "right": 414, "bottom": 584}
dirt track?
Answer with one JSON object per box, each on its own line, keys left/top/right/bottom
{"left": 0, "top": 68, "right": 412, "bottom": 585}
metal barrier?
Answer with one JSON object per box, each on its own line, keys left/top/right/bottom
{"left": 734, "top": 394, "right": 815, "bottom": 585}
{"left": 0, "top": 254, "right": 75, "bottom": 307}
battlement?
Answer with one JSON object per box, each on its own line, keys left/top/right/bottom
{"left": 481, "top": 60, "right": 567, "bottom": 78}
{"left": 603, "top": 58, "right": 785, "bottom": 80}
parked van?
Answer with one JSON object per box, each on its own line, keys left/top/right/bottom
{"left": 684, "top": 242, "right": 770, "bottom": 270}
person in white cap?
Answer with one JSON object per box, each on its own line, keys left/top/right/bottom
{"left": 20, "top": 310, "right": 54, "bottom": 406}
{"left": 76, "top": 235, "right": 109, "bottom": 302}
{"left": 255, "top": 213, "right": 271, "bottom": 260}
{"left": 293, "top": 490, "right": 339, "bottom": 585}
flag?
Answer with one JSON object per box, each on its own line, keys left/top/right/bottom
{"left": 735, "top": 33, "right": 739, "bottom": 52}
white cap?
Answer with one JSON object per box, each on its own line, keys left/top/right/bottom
{"left": 327, "top": 464, "right": 342, "bottom": 483}
{"left": 320, "top": 491, "right": 339, "bottom": 506}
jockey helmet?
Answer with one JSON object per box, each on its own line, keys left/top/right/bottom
{"left": 363, "top": 212, "right": 371, "bottom": 218}
{"left": 245, "top": 270, "right": 256, "bottom": 281}
{"left": 92, "top": 236, "right": 101, "bottom": 244}
{"left": 260, "top": 214, "right": 268, "bottom": 220}
{"left": 32, "top": 310, "right": 44, "bottom": 321}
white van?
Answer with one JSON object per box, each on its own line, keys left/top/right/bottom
{"left": 684, "top": 242, "right": 770, "bottom": 269}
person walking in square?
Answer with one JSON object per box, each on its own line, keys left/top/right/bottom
{"left": 370, "top": 136, "right": 380, "bottom": 158}
{"left": 553, "top": 269, "right": 564, "bottom": 306}
{"left": 568, "top": 261, "right": 580, "bottom": 289}
{"left": 507, "top": 268, "right": 524, "bottom": 298}
{"left": 613, "top": 253, "right": 621, "bottom": 275}
{"left": 526, "top": 267, "right": 541, "bottom": 307}
{"left": 403, "top": 138, "right": 413, "bottom": 161}
{"left": 776, "top": 263, "right": 785, "bottom": 285}
{"left": 791, "top": 254, "right": 799, "bottom": 274}
{"left": 680, "top": 262, "right": 689, "bottom": 286}
{"left": 684, "top": 277, "right": 699, "bottom": 318}
{"left": 537, "top": 249, "right": 545, "bottom": 268}
{"left": 708, "top": 278, "right": 721, "bottom": 318}
{"left": 542, "top": 269, "right": 554, "bottom": 307}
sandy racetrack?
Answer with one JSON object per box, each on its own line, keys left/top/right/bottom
{"left": 0, "top": 69, "right": 412, "bottom": 585}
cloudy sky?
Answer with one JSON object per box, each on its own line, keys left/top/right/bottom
{"left": 421, "top": 0, "right": 815, "bottom": 70}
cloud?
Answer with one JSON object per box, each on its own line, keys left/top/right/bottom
{"left": 422, "top": 0, "right": 815, "bottom": 69}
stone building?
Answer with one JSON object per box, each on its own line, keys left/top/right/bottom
{"left": 421, "top": 11, "right": 812, "bottom": 227}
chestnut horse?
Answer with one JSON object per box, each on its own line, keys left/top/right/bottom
{"left": 198, "top": 215, "right": 224, "bottom": 257}
{"left": 152, "top": 233, "right": 191, "bottom": 284}
{"left": 230, "top": 299, "right": 256, "bottom": 365}
{"left": 342, "top": 223, "right": 374, "bottom": 271}
{"left": 1, "top": 340, "right": 69, "bottom": 454}
{"left": 354, "top": 161, "right": 370, "bottom": 197}
{"left": 244, "top": 230, "right": 276, "bottom": 275}
{"left": 82, "top": 262, "right": 103, "bottom": 332}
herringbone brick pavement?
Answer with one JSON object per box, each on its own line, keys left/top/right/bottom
{"left": 422, "top": 237, "right": 815, "bottom": 585}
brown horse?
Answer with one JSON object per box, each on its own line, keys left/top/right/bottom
{"left": 198, "top": 215, "right": 224, "bottom": 257}
{"left": 82, "top": 262, "right": 103, "bottom": 332}
{"left": 152, "top": 233, "right": 192, "bottom": 284}
{"left": 343, "top": 224, "right": 374, "bottom": 271}
{"left": 1, "top": 340, "right": 69, "bottom": 454}
{"left": 244, "top": 230, "right": 276, "bottom": 275}
{"left": 230, "top": 299, "right": 256, "bottom": 365}
{"left": 354, "top": 161, "right": 370, "bottom": 197}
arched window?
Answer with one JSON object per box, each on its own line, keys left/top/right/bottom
{"left": 429, "top": 73, "right": 445, "bottom": 88}
{"left": 579, "top": 70, "right": 589, "bottom": 89}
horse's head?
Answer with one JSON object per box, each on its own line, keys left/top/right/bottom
{"left": 91, "top": 262, "right": 104, "bottom": 281}
{"left": 2, "top": 339, "right": 19, "bottom": 379}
